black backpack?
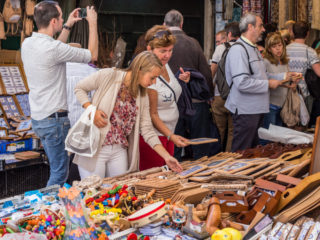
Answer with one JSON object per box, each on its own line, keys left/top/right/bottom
{"left": 216, "top": 42, "right": 253, "bottom": 100}
{"left": 305, "top": 48, "right": 320, "bottom": 99}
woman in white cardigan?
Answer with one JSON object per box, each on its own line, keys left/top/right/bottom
{"left": 74, "top": 51, "right": 182, "bottom": 179}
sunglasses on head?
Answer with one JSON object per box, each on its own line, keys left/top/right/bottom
{"left": 150, "top": 30, "right": 172, "bottom": 41}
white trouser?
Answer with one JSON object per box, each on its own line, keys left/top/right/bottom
{"left": 78, "top": 144, "right": 128, "bottom": 179}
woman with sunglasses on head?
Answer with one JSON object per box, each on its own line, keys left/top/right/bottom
{"left": 139, "top": 25, "right": 190, "bottom": 170}
{"left": 263, "top": 32, "right": 302, "bottom": 128}
{"left": 74, "top": 51, "right": 183, "bottom": 179}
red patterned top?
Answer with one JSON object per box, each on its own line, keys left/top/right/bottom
{"left": 103, "top": 82, "right": 138, "bottom": 147}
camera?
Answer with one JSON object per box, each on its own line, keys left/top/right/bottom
{"left": 79, "top": 8, "right": 87, "bottom": 18}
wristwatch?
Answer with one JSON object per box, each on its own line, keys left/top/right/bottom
{"left": 63, "top": 24, "right": 72, "bottom": 31}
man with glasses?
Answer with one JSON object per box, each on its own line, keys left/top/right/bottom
{"left": 21, "top": 1, "right": 98, "bottom": 186}
{"left": 224, "top": 13, "right": 281, "bottom": 152}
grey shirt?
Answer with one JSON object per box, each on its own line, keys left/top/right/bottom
{"left": 21, "top": 32, "right": 91, "bottom": 120}
{"left": 225, "top": 37, "right": 269, "bottom": 114}
{"left": 286, "top": 42, "right": 320, "bottom": 97}
{"left": 263, "top": 58, "right": 288, "bottom": 108}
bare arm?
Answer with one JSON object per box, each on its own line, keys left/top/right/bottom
{"left": 211, "top": 63, "right": 218, "bottom": 80}
{"left": 147, "top": 89, "right": 188, "bottom": 147}
{"left": 86, "top": 6, "right": 98, "bottom": 62}
{"left": 148, "top": 89, "right": 172, "bottom": 138}
{"left": 312, "top": 62, "right": 320, "bottom": 77}
{"left": 153, "top": 144, "right": 183, "bottom": 172}
{"left": 57, "top": 8, "right": 81, "bottom": 43}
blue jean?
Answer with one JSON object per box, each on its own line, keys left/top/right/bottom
{"left": 260, "top": 105, "right": 282, "bottom": 145}
{"left": 31, "top": 116, "right": 70, "bottom": 187}
{"left": 263, "top": 105, "right": 283, "bottom": 129}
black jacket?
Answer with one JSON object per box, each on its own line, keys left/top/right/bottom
{"left": 168, "top": 29, "right": 214, "bottom": 96}
{"left": 174, "top": 68, "right": 211, "bottom": 118}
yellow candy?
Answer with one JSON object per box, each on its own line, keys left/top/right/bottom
{"left": 105, "top": 208, "right": 122, "bottom": 214}
{"left": 211, "top": 229, "right": 232, "bottom": 240}
{"left": 223, "top": 228, "right": 242, "bottom": 240}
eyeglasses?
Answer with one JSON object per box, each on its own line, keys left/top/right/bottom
{"left": 150, "top": 30, "right": 172, "bottom": 41}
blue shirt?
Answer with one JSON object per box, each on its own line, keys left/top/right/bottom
{"left": 225, "top": 37, "right": 269, "bottom": 114}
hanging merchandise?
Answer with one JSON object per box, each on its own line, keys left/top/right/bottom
{"left": 112, "top": 37, "right": 127, "bottom": 68}
{"left": 307, "top": 0, "right": 312, "bottom": 25}
{"left": 270, "top": 0, "right": 279, "bottom": 26}
{"left": 216, "top": 0, "right": 227, "bottom": 33}
{"left": 312, "top": 0, "right": 320, "bottom": 30}
{"left": 0, "top": 13, "right": 6, "bottom": 40}
{"left": 279, "top": 0, "right": 297, "bottom": 29}
{"left": 25, "top": 0, "right": 36, "bottom": 17}
{"left": 250, "top": 0, "right": 262, "bottom": 15}
{"left": 224, "top": 0, "right": 233, "bottom": 20}
{"left": 278, "top": 0, "right": 286, "bottom": 29}
{"left": 2, "top": 0, "right": 22, "bottom": 36}
{"left": 297, "top": 0, "right": 307, "bottom": 23}
{"left": 24, "top": 16, "right": 33, "bottom": 36}
{"left": 242, "top": 0, "right": 262, "bottom": 16}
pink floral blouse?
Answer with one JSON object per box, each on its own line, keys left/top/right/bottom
{"left": 103, "top": 82, "right": 138, "bottom": 147}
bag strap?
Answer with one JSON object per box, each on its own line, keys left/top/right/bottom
{"left": 226, "top": 41, "right": 253, "bottom": 90}
{"left": 158, "top": 76, "right": 177, "bottom": 102}
{"left": 224, "top": 42, "right": 231, "bottom": 49}
{"left": 306, "top": 47, "right": 310, "bottom": 69}
{"left": 232, "top": 42, "right": 253, "bottom": 75}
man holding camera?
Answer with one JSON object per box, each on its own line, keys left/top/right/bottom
{"left": 21, "top": 1, "right": 98, "bottom": 187}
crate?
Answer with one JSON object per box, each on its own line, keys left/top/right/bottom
{"left": 0, "top": 158, "right": 50, "bottom": 199}
{"left": 0, "top": 138, "right": 33, "bottom": 154}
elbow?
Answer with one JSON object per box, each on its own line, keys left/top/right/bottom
{"left": 91, "top": 53, "right": 98, "bottom": 62}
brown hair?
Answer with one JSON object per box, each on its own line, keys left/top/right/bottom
{"left": 293, "top": 21, "right": 309, "bottom": 39}
{"left": 34, "top": 1, "right": 60, "bottom": 29}
{"left": 145, "top": 25, "right": 176, "bottom": 50}
{"left": 263, "top": 32, "right": 289, "bottom": 65}
{"left": 133, "top": 33, "right": 147, "bottom": 56}
{"left": 125, "top": 51, "right": 162, "bottom": 97}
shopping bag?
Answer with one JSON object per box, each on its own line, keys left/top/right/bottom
{"left": 65, "top": 105, "right": 100, "bottom": 157}
{"left": 299, "top": 93, "right": 310, "bottom": 126}
{"left": 280, "top": 88, "right": 300, "bottom": 127}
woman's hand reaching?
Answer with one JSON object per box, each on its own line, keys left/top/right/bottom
{"left": 170, "top": 134, "right": 189, "bottom": 147}
{"left": 164, "top": 156, "right": 183, "bottom": 172}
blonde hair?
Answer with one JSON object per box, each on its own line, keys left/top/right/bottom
{"left": 125, "top": 51, "right": 162, "bottom": 98}
{"left": 280, "top": 29, "right": 291, "bottom": 45}
{"left": 145, "top": 25, "right": 176, "bottom": 49}
{"left": 285, "top": 20, "right": 295, "bottom": 30}
{"left": 263, "top": 32, "right": 289, "bottom": 65}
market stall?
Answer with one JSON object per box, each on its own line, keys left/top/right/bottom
{"left": 1, "top": 136, "right": 320, "bottom": 239}
{"left": 0, "top": 49, "right": 48, "bottom": 198}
